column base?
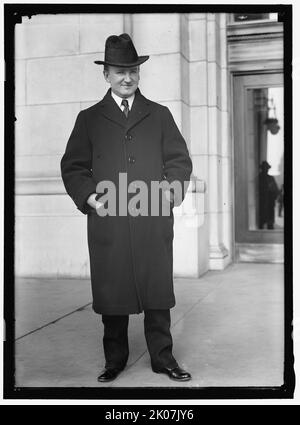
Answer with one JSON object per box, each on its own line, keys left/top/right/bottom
{"left": 209, "top": 243, "right": 231, "bottom": 270}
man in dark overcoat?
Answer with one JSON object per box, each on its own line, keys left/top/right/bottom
{"left": 258, "top": 161, "right": 280, "bottom": 229}
{"left": 61, "top": 34, "right": 193, "bottom": 383}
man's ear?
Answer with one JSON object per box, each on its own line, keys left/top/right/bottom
{"left": 103, "top": 70, "right": 110, "bottom": 83}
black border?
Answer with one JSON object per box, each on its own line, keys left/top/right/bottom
{"left": 3, "top": 3, "right": 294, "bottom": 400}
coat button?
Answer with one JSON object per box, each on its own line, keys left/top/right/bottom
{"left": 125, "top": 134, "right": 133, "bottom": 141}
{"left": 128, "top": 155, "right": 136, "bottom": 164}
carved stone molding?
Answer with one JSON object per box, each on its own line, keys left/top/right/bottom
{"left": 227, "top": 21, "right": 283, "bottom": 39}
{"left": 15, "top": 177, "right": 65, "bottom": 195}
{"left": 227, "top": 20, "right": 284, "bottom": 72}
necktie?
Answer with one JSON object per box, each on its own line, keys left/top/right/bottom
{"left": 121, "top": 99, "right": 129, "bottom": 118}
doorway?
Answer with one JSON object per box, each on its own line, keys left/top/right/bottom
{"left": 233, "top": 73, "right": 284, "bottom": 262}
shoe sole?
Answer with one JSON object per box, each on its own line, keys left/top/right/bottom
{"left": 97, "top": 377, "right": 118, "bottom": 383}
{"left": 153, "top": 370, "right": 192, "bottom": 382}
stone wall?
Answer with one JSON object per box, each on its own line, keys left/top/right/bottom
{"left": 15, "top": 13, "right": 231, "bottom": 277}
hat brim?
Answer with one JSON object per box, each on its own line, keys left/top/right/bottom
{"left": 94, "top": 56, "right": 149, "bottom": 67}
{"left": 260, "top": 163, "right": 271, "bottom": 169}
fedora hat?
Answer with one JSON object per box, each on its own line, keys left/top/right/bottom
{"left": 94, "top": 33, "right": 149, "bottom": 67}
{"left": 260, "top": 160, "right": 271, "bottom": 170}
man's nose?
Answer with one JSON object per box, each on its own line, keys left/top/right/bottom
{"left": 124, "top": 73, "right": 132, "bottom": 83}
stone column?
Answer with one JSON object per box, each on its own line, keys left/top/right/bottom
{"left": 185, "top": 13, "right": 232, "bottom": 271}
{"left": 179, "top": 13, "right": 210, "bottom": 276}
{"left": 206, "top": 13, "right": 232, "bottom": 269}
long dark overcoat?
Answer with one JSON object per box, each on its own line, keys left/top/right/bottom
{"left": 61, "top": 88, "right": 192, "bottom": 315}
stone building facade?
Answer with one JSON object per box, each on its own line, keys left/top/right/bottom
{"left": 14, "top": 13, "right": 283, "bottom": 278}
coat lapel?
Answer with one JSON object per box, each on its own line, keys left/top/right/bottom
{"left": 126, "top": 88, "right": 151, "bottom": 131}
{"left": 98, "top": 89, "right": 127, "bottom": 128}
{"left": 97, "top": 88, "right": 151, "bottom": 130}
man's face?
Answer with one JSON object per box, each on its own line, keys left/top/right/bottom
{"left": 104, "top": 66, "right": 140, "bottom": 98}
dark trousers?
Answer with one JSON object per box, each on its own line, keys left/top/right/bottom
{"left": 102, "top": 309, "right": 178, "bottom": 371}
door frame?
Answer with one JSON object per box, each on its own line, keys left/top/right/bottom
{"left": 233, "top": 72, "right": 284, "bottom": 246}
{"left": 227, "top": 17, "right": 284, "bottom": 263}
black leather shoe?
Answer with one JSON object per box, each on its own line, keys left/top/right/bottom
{"left": 153, "top": 366, "right": 192, "bottom": 382}
{"left": 97, "top": 367, "right": 123, "bottom": 383}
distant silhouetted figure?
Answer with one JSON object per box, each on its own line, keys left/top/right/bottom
{"left": 258, "top": 161, "right": 280, "bottom": 229}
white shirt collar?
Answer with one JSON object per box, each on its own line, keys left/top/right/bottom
{"left": 111, "top": 91, "right": 135, "bottom": 111}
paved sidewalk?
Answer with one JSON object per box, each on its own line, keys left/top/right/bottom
{"left": 15, "top": 263, "right": 284, "bottom": 388}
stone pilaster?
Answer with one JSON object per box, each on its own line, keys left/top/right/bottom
{"left": 206, "top": 13, "right": 231, "bottom": 269}
{"left": 184, "top": 13, "right": 232, "bottom": 270}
